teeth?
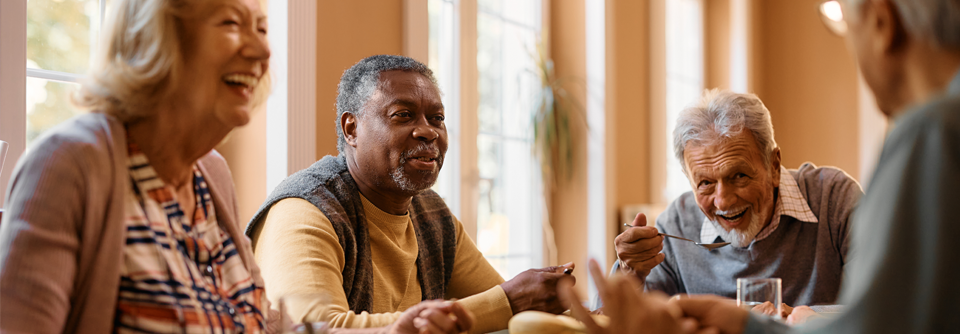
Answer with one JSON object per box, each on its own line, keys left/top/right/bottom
{"left": 223, "top": 74, "right": 258, "bottom": 88}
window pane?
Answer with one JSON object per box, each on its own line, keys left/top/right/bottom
{"left": 664, "top": 0, "right": 704, "bottom": 202}
{"left": 428, "top": 0, "right": 460, "bottom": 215}
{"left": 476, "top": 0, "right": 543, "bottom": 279}
{"left": 27, "top": 0, "right": 101, "bottom": 74}
{"left": 26, "top": 77, "right": 83, "bottom": 147}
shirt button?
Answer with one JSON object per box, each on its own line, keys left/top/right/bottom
{"left": 205, "top": 265, "right": 214, "bottom": 276}
{"left": 228, "top": 307, "right": 236, "bottom": 316}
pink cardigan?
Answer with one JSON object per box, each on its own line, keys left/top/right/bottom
{"left": 0, "top": 113, "right": 266, "bottom": 333}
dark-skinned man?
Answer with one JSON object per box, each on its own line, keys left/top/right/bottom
{"left": 246, "top": 55, "right": 573, "bottom": 334}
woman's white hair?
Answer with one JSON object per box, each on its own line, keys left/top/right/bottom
{"left": 846, "top": 0, "right": 960, "bottom": 50}
{"left": 673, "top": 89, "right": 777, "bottom": 173}
{"left": 74, "top": 0, "right": 271, "bottom": 122}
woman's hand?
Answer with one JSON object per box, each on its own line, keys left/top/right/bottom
{"left": 388, "top": 300, "right": 474, "bottom": 334}
{"left": 558, "top": 259, "right": 697, "bottom": 334}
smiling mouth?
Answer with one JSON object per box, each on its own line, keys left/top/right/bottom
{"left": 222, "top": 73, "right": 259, "bottom": 89}
{"left": 717, "top": 208, "right": 748, "bottom": 221}
{"left": 412, "top": 157, "right": 437, "bottom": 162}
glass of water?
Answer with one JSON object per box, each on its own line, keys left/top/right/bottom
{"left": 277, "top": 294, "right": 332, "bottom": 334}
{"left": 737, "top": 277, "right": 782, "bottom": 319}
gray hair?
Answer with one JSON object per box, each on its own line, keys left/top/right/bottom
{"left": 335, "top": 55, "right": 438, "bottom": 153}
{"left": 673, "top": 89, "right": 777, "bottom": 173}
{"left": 846, "top": 0, "right": 960, "bottom": 50}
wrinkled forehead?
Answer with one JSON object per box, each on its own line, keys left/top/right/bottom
{"left": 684, "top": 131, "right": 765, "bottom": 165}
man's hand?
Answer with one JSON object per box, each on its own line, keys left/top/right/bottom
{"left": 388, "top": 300, "right": 474, "bottom": 334}
{"left": 750, "top": 302, "right": 793, "bottom": 318}
{"left": 500, "top": 263, "right": 576, "bottom": 315}
{"left": 558, "top": 259, "right": 696, "bottom": 334}
{"left": 615, "top": 213, "right": 665, "bottom": 282}
{"left": 671, "top": 295, "right": 750, "bottom": 334}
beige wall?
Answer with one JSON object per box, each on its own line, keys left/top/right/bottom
{"left": 753, "top": 0, "right": 860, "bottom": 178}
{"left": 550, "top": 0, "right": 590, "bottom": 296}
{"left": 316, "top": 0, "right": 405, "bottom": 158}
{"left": 218, "top": 106, "right": 267, "bottom": 225}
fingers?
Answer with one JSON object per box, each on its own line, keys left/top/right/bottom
{"left": 413, "top": 317, "right": 447, "bottom": 334}
{"left": 557, "top": 279, "right": 606, "bottom": 334}
{"left": 619, "top": 253, "right": 666, "bottom": 275}
{"left": 616, "top": 226, "right": 661, "bottom": 244}
{"left": 417, "top": 307, "right": 457, "bottom": 333}
{"left": 672, "top": 295, "right": 732, "bottom": 318}
{"left": 533, "top": 262, "right": 575, "bottom": 273}
{"left": 447, "top": 302, "right": 474, "bottom": 332}
{"left": 631, "top": 212, "right": 648, "bottom": 227}
{"left": 587, "top": 259, "right": 609, "bottom": 298}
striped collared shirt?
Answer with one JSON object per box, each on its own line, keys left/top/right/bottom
{"left": 701, "top": 166, "right": 819, "bottom": 244}
{"left": 116, "top": 142, "right": 266, "bottom": 333}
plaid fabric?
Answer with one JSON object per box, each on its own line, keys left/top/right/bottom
{"left": 701, "top": 166, "right": 819, "bottom": 243}
{"left": 116, "top": 142, "right": 266, "bottom": 333}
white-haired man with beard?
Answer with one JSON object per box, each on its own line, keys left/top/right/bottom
{"left": 613, "top": 89, "right": 863, "bottom": 311}
{"left": 245, "top": 55, "right": 574, "bottom": 334}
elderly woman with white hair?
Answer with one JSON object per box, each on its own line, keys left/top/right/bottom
{"left": 611, "top": 89, "right": 863, "bottom": 318}
{"left": 0, "top": 0, "right": 472, "bottom": 333}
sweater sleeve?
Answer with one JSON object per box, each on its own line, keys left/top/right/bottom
{"left": 0, "top": 139, "right": 87, "bottom": 334}
{"left": 252, "top": 198, "right": 402, "bottom": 328}
{"left": 444, "top": 218, "right": 513, "bottom": 334}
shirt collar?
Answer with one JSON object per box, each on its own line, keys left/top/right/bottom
{"left": 949, "top": 68, "right": 960, "bottom": 96}
{"left": 700, "top": 166, "right": 818, "bottom": 244}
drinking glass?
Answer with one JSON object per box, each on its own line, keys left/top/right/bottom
{"left": 277, "top": 294, "right": 332, "bottom": 334}
{"left": 737, "top": 277, "right": 782, "bottom": 319}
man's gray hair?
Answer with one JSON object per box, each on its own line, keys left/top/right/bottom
{"left": 846, "top": 0, "right": 960, "bottom": 50}
{"left": 673, "top": 89, "right": 777, "bottom": 173}
{"left": 335, "top": 55, "right": 438, "bottom": 153}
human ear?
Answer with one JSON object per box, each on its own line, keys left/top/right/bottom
{"left": 867, "top": 0, "right": 908, "bottom": 55}
{"left": 342, "top": 112, "right": 359, "bottom": 148}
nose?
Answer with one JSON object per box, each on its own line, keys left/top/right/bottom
{"left": 412, "top": 117, "right": 439, "bottom": 142}
{"left": 242, "top": 31, "right": 271, "bottom": 65}
{"left": 713, "top": 181, "right": 738, "bottom": 211}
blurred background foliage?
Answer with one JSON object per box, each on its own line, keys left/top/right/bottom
{"left": 25, "top": 0, "right": 101, "bottom": 145}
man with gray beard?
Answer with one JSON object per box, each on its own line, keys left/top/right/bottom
{"left": 612, "top": 90, "right": 863, "bottom": 311}
{"left": 245, "top": 55, "right": 573, "bottom": 334}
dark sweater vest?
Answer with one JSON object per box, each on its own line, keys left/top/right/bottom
{"left": 245, "top": 155, "right": 457, "bottom": 313}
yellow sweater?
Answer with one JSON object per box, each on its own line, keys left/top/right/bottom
{"left": 251, "top": 196, "right": 513, "bottom": 333}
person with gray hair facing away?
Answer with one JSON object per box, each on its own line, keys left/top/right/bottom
{"left": 612, "top": 89, "right": 863, "bottom": 319}
{"left": 565, "top": 0, "right": 960, "bottom": 333}
{"left": 245, "top": 55, "right": 574, "bottom": 334}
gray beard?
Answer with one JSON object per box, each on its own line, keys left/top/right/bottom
{"left": 708, "top": 210, "right": 765, "bottom": 248}
{"left": 390, "top": 142, "right": 444, "bottom": 193}
{"left": 390, "top": 164, "right": 437, "bottom": 193}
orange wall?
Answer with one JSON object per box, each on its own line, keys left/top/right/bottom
{"left": 316, "top": 0, "right": 404, "bottom": 158}
{"left": 610, "top": 0, "right": 651, "bottom": 212}
{"left": 753, "top": 0, "right": 860, "bottom": 178}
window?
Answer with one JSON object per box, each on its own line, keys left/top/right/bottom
{"left": 428, "top": 0, "right": 544, "bottom": 279}
{"left": 428, "top": 0, "right": 461, "bottom": 216}
{"left": 664, "top": 0, "right": 704, "bottom": 202}
{"left": 25, "top": 0, "right": 109, "bottom": 146}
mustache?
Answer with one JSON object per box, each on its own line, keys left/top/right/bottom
{"left": 398, "top": 142, "right": 444, "bottom": 165}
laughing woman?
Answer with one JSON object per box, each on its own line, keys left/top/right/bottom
{"left": 0, "top": 0, "right": 471, "bottom": 333}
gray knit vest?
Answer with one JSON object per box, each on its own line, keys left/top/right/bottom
{"left": 245, "top": 155, "right": 457, "bottom": 313}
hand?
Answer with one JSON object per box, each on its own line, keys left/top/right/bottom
{"left": 615, "top": 213, "right": 665, "bottom": 281}
{"left": 671, "top": 295, "right": 750, "bottom": 334}
{"left": 785, "top": 305, "right": 822, "bottom": 326}
{"left": 501, "top": 263, "right": 576, "bottom": 315}
{"left": 558, "top": 259, "right": 696, "bottom": 334}
{"left": 388, "top": 300, "right": 474, "bottom": 334}
{"left": 750, "top": 302, "right": 792, "bottom": 318}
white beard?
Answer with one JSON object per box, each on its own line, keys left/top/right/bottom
{"left": 708, "top": 209, "right": 766, "bottom": 248}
